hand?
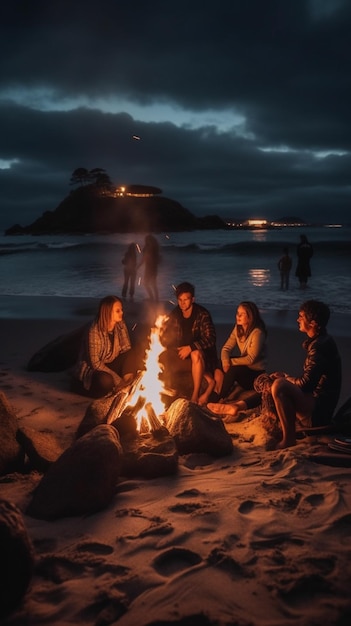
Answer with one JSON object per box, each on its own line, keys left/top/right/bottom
{"left": 222, "top": 363, "right": 230, "bottom": 373}
{"left": 178, "top": 345, "right": 191, "bottom": 360}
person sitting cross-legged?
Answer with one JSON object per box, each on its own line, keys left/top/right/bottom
{"left": 207, "top": 301, "right": 267, "bottom": 422}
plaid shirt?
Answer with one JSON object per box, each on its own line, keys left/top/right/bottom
{"left": 75, "top": 320, "right": 131, "bottom": 390}
{"left": 161, "top": 302, "right": 217, "bottom": 369}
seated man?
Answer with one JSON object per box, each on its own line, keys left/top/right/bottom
{"left": 270, "top": 299, "right": 341, "bottom": 448}
{"left": 208, "top": 300, "right": 342, "bottom": 445}
{"left": 159, "top": 282, "right": 221, "bottom": 405}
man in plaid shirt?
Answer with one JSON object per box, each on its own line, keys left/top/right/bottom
{"left": 160, "top": 282, "right": 221, "bottom": 404}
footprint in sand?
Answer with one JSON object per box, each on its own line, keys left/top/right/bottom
{"left": 169, "top": 501, "right": 209, "bottom": 513}
{"left": 152, "top": 546, "right": 202, "bottom": 576}
{"left": 238, "top": 499, "right": 256, "bottom": 514}
{"left": 175, "top": 488, "right": 202, "bottom": 498}
{"left": 76, "top": 540, "right": 114, "bottom": 555}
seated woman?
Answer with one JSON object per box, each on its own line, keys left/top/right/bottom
{"left": 207, "top": 301, "right": 267, "bottom": 422}
{"left": 72, "top": 295, "right": 143, "bottom": 398}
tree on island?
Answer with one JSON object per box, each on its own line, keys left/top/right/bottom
{"left": 70, "top": 167, "right": 113, "bottom": 194}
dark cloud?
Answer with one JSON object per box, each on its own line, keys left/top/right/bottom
{"left": 0, "top": 0, "right": 350, "bottom": 229}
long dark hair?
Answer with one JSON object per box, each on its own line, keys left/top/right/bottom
{"left": 237, "top": 301, "right": 267, "bottom": 339}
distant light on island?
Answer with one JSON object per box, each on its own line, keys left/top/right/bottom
{"left": 225, "top": 218, "right": 344, "bottom": 229}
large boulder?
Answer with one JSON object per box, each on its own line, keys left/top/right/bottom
{"left": 164, "top": 398, "right": 233, "bottom": 457}
{"left": 0, "top": 499, "right": 35, "bottom": 618}
{"left": 27, "top": 324, "right": 88, "bottom": 372}
{"left": 26, "top": 424, "right": 123, "bottom": 520}
{"left": 16, "top": 426, "right": 64, "bottom": 472}
{"left": 0, "top": 392, "right": 24, "bottom": 475}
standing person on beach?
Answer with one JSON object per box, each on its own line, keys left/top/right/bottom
{"left": 269, "top": 300, "right": 341, "bottom": 449}
{"left": 159, "top": 282, "right": 220, "bottom": 405}
{"left": 278, "top": 246, "right": 292, "bottom": 291}
{"left": 121, "top": 242, "right": 137, "bottom": 300}
{"left": 207, "top": 301, "right": 267, "bottom": 422}
{"left": 73, "top": 295, "right": 143, "bottom": 398}
{"left": 296, "top": 234, "right": 313, "bottom": 289}
{"left": 138, "top": 234, "right": 161, "bottom": 302}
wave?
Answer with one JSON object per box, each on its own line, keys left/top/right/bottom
{"left": 1, "top": 238, "right": 351, "bottom": 258}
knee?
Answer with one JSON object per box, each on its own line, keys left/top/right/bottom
{"left": 190, "top": 350, "right": 204, "bottom": 366}
{"left": 271, "top": 377, "right": 288, "bottom": 400}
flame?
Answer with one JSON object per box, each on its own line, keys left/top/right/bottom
{"left": 128, "top": 314, "right": 168, "bottom": 431}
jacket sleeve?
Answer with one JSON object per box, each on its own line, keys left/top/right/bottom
{"left": 294, "top": 338, "right": 325, "bottom": 392}
{"left": 88, "top": 325, "right": 114, "bottom": 374}
{"left": 191, "top": 309, "right": 216, "bottom": 352}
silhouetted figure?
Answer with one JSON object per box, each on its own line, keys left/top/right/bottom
{"left": 122, "top": 242, "right": 137, "bottom": 299}
{"left": 139, "top": 234, "right": 161, "bottom": 301}
{"left": 296, "top": 235, "right": 313, "bottom": 289}
{"left": 278, "top": 246, "right": 292, "bottom": 290}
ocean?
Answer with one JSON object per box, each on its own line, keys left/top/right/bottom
{"left": 1, "top": 226, "right": 351, "bottom": 322}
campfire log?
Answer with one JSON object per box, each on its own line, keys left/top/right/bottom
{"left": 106, "top": 370, "right": 145, "bottom": 424}
{"left": 145, "top": 402, "right": 162, "bottom": 431}
{"left": 111, "top": 396, "right": 146, "bottom": 438}
{"left": 145, "top": 403, "right": 169, "bottom": 438}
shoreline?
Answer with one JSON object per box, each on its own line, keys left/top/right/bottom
{"left": 1, "top": 294, "right": 350, "bottom": 330}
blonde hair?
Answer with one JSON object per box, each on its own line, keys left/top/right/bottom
{"left": 96, "top": 295, "right": 122, "bottom": 332}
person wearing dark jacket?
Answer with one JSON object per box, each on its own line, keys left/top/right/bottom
{"left": 270, "top": 300, "right": 341, "bottom": 449}
{"left": 159, "top": 282, "right": 220, "bottom": 404}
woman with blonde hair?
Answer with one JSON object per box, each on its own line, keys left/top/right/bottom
{"left": 73, "top": 295, "right": 142, "bottom": 397}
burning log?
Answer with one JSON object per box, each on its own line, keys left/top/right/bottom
{"left": 106, "top": 370, "right": 145, "bottom": 424}
{"left": 145, "top": 402, "right": 162, "bottom": 431}
{"left": 112, "top": 396, "right": 146, "bottom": 439}
{"left": 145, "top": 403, "right": 169, "bottom": 438}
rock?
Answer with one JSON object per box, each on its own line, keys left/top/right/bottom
{"left": 76, "top": 393, "right": 140, "bottom": 439}
{"left": 164, "top": 398, "right": 233, "bottom": 457}
{"left": 26, "top": 424, "right": 123, "bottom": 520}
{"left": 16, "top": 426, "right": 64, "bottom": 472}
{"left": 120, "top": 429, "right": 178, "bottom": 478}
{"left": 0, "top": 499, "right": 35, "bottom": 618}
{"left": 76, "top": 394, "right": 116, "bottom": 438}
{"left": 0, "top": 392, "right": 24, "bottom": 476}
{"left": 27, "top": 323, "right": 88, "bottom": 372}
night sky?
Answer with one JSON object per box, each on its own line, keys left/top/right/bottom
{"left": 1, "top": 0, "right": 351, "bottom": 231}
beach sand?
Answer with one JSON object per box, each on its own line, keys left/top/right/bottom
{"left": 1, "top": 296, "right": 351, "bottom": 625}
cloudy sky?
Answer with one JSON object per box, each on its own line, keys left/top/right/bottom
{"left": 1, "top": 0, "right": 351, "bottom": 231}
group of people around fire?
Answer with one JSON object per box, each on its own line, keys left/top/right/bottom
{"left": 72, "top": 273, "right": 342, "bottom": 451}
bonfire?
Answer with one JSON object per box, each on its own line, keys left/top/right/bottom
{"left": 107, "top": 315, "right": 169, "bottom": 432}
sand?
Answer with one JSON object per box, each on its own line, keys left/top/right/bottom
{"left": 1, "top": 296, "right": 351, "bottom": 626}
